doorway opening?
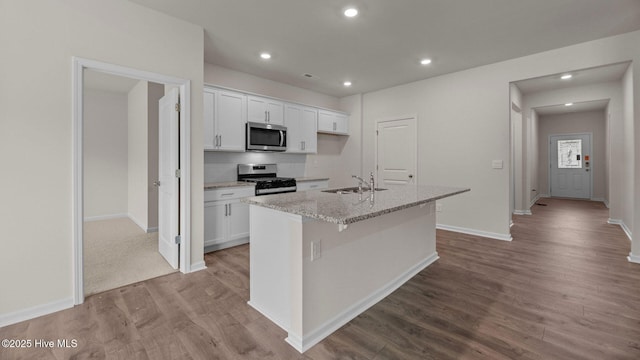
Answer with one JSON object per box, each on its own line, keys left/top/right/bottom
{"left": 72, "top": 57, "right": 192, "bottom": 305}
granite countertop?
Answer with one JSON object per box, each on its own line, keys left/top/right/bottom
{"left": 295, "top": 177, "right": 330, "bottom": 182}
{"left": 242, "top": 185, "right": 470, "bottom": 225}
{"left": 204, "top": 181, "right": 255, "bottom": 190}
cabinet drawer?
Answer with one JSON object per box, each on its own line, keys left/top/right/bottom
{"left": 205, "top": 186, "right": 255, "bottom": 201}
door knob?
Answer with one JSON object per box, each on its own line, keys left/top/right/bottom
{"left": 153, "top": 180, "right": 161, "bottom": 187}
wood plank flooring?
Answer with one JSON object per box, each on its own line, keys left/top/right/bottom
{"left": 2, "top": 198, "right": 640, "bottom": 359}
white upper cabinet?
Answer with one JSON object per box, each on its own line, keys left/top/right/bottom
{"left": 318, "top": 110, "right": 349, "bottom": 135}
{"left": 247, "top": 95, "right": 284, "bottom": 125}
{"left": 204, "top": 87, "right": 246, "bottom": 152}
{"left": 285, "top": 103, "right": 317, "bottom": 154}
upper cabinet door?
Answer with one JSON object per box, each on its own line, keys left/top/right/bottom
{"left": 216, "top": 90, "right": 246, "bottom": 152}
{"left": 318, "top": 110, "right": 349, "bottom": 135}
{"left": 284, "top": 104, "right": 303, "bottom": 152}
{"left": 247, "top": 95, "right": 284, "bottom": 125}
{"left": 203, "top": 90, "right": 216, "bottom": 150}
{"left": 285, "top": 103, "right": 317, "bottom": 153}
{"left": 300, "top": 107, "right": 318, "bottom": 153}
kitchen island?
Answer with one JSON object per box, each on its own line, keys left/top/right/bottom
{"left": 242, "top": 184, "right": 470, "bottom": 353}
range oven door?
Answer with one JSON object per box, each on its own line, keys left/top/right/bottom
{"left": 246, "top": 122, "right": 287, "bottom": 151}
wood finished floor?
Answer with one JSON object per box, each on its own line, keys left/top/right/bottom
{"left": 2, "top": 198, "right": 640, "bottom": 359}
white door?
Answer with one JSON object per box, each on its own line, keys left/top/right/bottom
{"left": 376, "top": 117, "right": 417, "bottom": 186}
{"left": 549, "top": 134, "right": 591, "bottom": 199}
{"left": 158, "top": 88, "right": 180, "bottom": 269}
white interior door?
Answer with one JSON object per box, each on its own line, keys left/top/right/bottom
{"left": 158, "top": 88, "right": 180, "bottom": 269}
{"left": 549, "top": 134, "right": 591, "bottom": 199}
{"left": 376, "top": 117, "right": 417, "bottom": 186}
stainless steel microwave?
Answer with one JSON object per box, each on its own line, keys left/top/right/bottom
{"left": 246, "top": 122, "right": 287, "bottom": 151}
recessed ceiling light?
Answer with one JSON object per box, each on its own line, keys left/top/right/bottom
{"left": 344, "top": 7, "right": 358, "bottom": 17}
{"left": 420, "top": 58, "right": 432, "bottom": 65}
{"left": 565, "top": 102, "right": 573, "bottom": 106}
{"left": 343, "top": 81, "right": 352, "bottom": 87}
{"left": 561, "top": 74, "right": 572, "bottom": 80}
{"left": 260, "top": 52, "right": 271, "bottom": 60}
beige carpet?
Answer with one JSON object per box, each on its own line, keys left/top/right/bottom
{"left": 83, "top": 217, "right": 177, "bottom": 296}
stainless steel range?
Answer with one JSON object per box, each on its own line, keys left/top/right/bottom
{"left": 238, "top": 164, "right": 297, "bottom": 196}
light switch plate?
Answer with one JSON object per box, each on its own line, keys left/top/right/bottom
{"left": 492, "top": 160, "right": 504, "bottom": 169}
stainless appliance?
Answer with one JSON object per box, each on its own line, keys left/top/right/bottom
{"left": 246, "top": 122, "right": 287, "bottom": 151}
{"left": 238, "top": 164, "right": 296, "bottom": 195}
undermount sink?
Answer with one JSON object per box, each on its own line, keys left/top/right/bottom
{"left": 322, "top": 187, "right": 387, "bottom": 194}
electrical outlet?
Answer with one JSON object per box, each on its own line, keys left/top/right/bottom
{"left": 311, "top": 240, "right": 322, "bottom": 261}
{"left": 436, "top": 203, "right": 443, "bottom": 212}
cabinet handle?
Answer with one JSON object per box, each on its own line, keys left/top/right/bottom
{"left": 228, "top": 203, "right": 232, "bottom": 216}
{"left": 265, "top": 110, "right": 268, "bottom": 123}
{"left": 333, "top": 122, "right": 337, "bottom": 131}
{"left": 267, "top": 110, "right": 270, "bottom": 123}
{"left": 221, "top": 193, "right": 234, "bottom": 196}
{"left": 225, "top": 204, "right": 228, "bottom": 216}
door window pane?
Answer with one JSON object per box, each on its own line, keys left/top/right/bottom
{"left": 558, "top": 139, "right": 582, "bottom": 168}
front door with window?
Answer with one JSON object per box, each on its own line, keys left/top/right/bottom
{"left": 549, "top": 134, "right": 591, "bottom": 199}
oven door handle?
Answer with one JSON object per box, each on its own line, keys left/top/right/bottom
{"left": 279, "top": 130, "right": 284, "bottom": 147}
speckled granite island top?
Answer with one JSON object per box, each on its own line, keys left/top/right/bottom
{"left": 242, "top": 185, "right": 470, "bottom": 225}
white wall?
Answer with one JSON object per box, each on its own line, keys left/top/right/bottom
{"left": 510, "top": 84, "right": 524, "bottom": 213}
{"left": 83, "top": 89, "right": 128, "bottom": 219}
{"left": 128, "top": 80, "right": 149, "bottom": 229}
{"left": 127, "top": 80, "right": 163, "bottom": 231}
{"left": 305, "top": 94, "right": 363, "bottom": 187}
{"left": 523, "top": 81, "right": 624, "bottom": 217}
{"left": 537, "top": 111, "right": 607, "bottom": 199}
{"left": 147, "top": 83, "right": 164, "bottom": 231}
{"left": 361, "top": 30, "right": 640, "bottom": 240}
{"left": 0, "top": 0, "right": 203, "bottom": 318}
{"left": 204, "top": 64, "right": 339, "bottom": 110}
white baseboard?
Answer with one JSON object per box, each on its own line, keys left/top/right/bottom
{"left": 436, "top": 223, "right": 512, "bottom": 241}
{"left": 189, "top": 260, "right": 207, "bottom": 273}
{"left": 529, "top": 194, "right": 541, "bottom": 208}
{"left": 83, "top": 213, "right": 127, "bottom": 222}
{"left": 628, "top": 253, "right": 640, "bottom": 264}
{"left": 128, "top": 213, "right": 151, "bottom": 233}
{"left": 513, "top": 210, "right": 532, "bottom": 215}
{"left": 0, "top": 298, "right": 73, "bottom": 328}
{"left": 591, "top": 197, "right": 605, "bottom": 203}
{"left": 284, "top": 252, "right": 440, "bottom": 353}
{"left": 608, "top": 219, "right": 632, "bottom": 242}
{"left": 603, "top": 198, "right": 610, "bottom": 208}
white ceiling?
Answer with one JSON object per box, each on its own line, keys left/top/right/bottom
{"left": 129, "top": 0, "right": 640, "bottom": 97}
{"left": 513, "top": 62, "right": 631, "bottom": 95}
{"left": 534, "top": 99, "right": 610, "bottom": 116}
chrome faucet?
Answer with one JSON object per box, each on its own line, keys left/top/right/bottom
{"left": 352, "top": 172, "right": 375, "bottom": 193}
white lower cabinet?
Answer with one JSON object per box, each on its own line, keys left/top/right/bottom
{"left": 204, "top": 186, "right": 254, "bottom": 251}
{"left": 296, "top": 179, "right": 329, "bottom": 191}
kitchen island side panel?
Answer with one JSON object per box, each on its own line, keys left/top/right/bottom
{"left": 249, "top": 201, "right": 438, "bottom": 352}
{"left": 248, "top": 205, "right": 302, "bottom": 331}
{"left": 297, "top": 202, "right": 437, "bottom": 346}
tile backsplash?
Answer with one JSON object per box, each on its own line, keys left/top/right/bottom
{"left": 204, "top": 151, "right": 307, "bottom": 183}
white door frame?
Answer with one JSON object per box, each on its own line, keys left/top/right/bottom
{"left": 548, "top": 132, "right": 593, "bottom": 199}
{"left": 374, "top": 115, "right": 418, "bottom": 185}
{"left": 72, "top": 57, "right": 192, "bottom": 305}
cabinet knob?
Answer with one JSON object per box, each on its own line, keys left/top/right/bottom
{"left": 408, "top": 174, "right": 414, "bottom": 179}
